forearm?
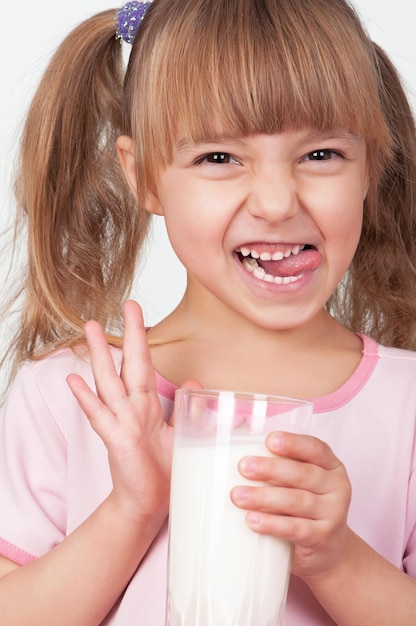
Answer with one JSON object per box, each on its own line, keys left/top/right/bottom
{"left": 0, "top": 494, "right": 166, "bottom": 625}
{"left": 304, "top": 529, "right": 416, "bottom": 626}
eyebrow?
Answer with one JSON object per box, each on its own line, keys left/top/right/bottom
{"left": 176, "top": 135, "right": 246, "bottom": 151}
{"left": 299, "top": 129, "right": 362, "bottom": 145}
{"left": 176, "top": 129, "right": 362, "bottom": 152}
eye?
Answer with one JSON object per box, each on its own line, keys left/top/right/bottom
{"left": 196, "top": 152, "right": 239, "bottom": 165}
{"left": 303, "top": 149, "right": 341, "bottom": 162}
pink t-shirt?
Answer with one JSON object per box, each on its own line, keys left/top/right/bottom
{"left": 0, "top": 335, "right": 415, "bottom": 624}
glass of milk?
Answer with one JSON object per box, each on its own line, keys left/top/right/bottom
{"left": 166, "top": 388, "right": 312, "bottom": 626}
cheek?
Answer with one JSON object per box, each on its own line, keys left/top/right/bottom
{"left": 333, "top": 201, "right": 363, "bottom": 234}
{"left": 161, "top": 202, "right": 216, "bottom": 271}
{"left": 310, "top": 181, "right": 364, "bottom": 241}
{"left": 161, "top": 185, "right": 237, "bottom": 246}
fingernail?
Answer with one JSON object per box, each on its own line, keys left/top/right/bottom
{"left": 247, "top": 512, "right": 261, "bottom": 527}
{"left": 240, "top": 456, "right": 257, "bottom": 475}
{"left": 233, "top": 487, "right": 249, "bottom": 503}
{"left": 269, "top": 432, "right": 285, "bottom": 451}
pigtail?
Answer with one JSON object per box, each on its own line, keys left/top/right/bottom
{"left": 330, "top": 43, "right": 416, "bottom": 350}
{"left": 5, "top": 10, "right": 150, "bottom": 370}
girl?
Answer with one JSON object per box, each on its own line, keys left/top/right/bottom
{"left": 1, "top": 0, "right": 416, "bottom": 624}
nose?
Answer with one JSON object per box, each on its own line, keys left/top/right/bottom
{"left": 246, "top": 170, "right": 299, "bottom": 224}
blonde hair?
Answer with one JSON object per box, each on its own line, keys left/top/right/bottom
{"left": 126, "top": 0, "right": 392, "bottom": 198}
{"left": 3, "top": 0, "right": 416, "bottom": 379}
{"left": 5, "top": 11, "right": 149, "bottom": 371}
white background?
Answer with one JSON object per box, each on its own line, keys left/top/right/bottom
{"left": 1, "top": 0, "right": 415, "bottom": 328}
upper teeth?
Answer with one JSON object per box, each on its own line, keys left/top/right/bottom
{"left": 238, "top": 244, "right": 302, "bottom": 260}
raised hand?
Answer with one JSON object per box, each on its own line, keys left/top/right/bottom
{"left": 67, "top": 300, "right": 174, "bottom": 526}
{"left": 230, "top": 431, "right": 352, "bottom": 581}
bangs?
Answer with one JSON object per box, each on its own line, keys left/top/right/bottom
{"left": 125, "top": 0, "right": 392, "bottom": 193}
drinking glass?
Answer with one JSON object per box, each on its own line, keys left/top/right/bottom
{"left": 166, "top": 388, "right": 312, "bottom": 626}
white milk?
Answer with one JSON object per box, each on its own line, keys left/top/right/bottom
{"left": 167, "top": 436, "right": 292, "bottom": 626}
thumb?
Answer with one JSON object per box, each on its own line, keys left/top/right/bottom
{"left": 169, "top": 378, "right": 203, "bottom": 426}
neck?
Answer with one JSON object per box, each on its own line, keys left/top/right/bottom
{"left": 148, "top": 282, "right": 361, "bottom": 399}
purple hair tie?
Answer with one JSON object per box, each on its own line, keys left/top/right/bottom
{"left": 116, "top": 1, "right": 151, "bottom": 44}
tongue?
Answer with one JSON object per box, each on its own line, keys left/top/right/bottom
{"left": 258, "top": 248, "right": 321, "bottom": 277}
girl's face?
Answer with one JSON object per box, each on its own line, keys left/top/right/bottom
{"left": 145, "top": 130, "right": 368, "bottom": 332}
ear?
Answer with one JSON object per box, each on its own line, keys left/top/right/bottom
{"left": 363, "top": 150, "right": 371, "bottom": 199}
{"left": 363, "top": 170, "right": 370, "bottom": 202}
{"left": 116, "top": 135, "right": 164, "bottom": 215}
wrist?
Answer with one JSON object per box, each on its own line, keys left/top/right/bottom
{"left": 299, "top": 526, "right": 356, "bottom": 591}
{"left": 298, "top": 529, "right": 415, "bottom": 626}
{"left": 103, "top": 489, "right": 169, "bottom": 538}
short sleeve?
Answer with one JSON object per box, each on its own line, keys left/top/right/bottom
{"left": 403, "top": 450, "right": 416, "bottom": 577}
{"left": 0, "top": 364, "right": 68, "bottom": 564}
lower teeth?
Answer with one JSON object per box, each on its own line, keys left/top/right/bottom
{"left": 243, "top": 257, "right": 300, "bottom": 285}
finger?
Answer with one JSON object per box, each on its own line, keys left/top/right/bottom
{"left": 238, "top": 454, "right": 328, "bottom": 494}
{"left": 66, "top": 373, "right": 117, "bottom": 443}
{"left": 244, "top": 510, "right": 319, "bottom": 544}
{"left": 169, "top": 379, "right": 203, "bottom": 426}
{"left": 84, "top": 319, "right": 127, "bottom": 408}
{"left": 120, "top": 300, "right": 156, "bottom": 396}
{"left": 231, "top": 483, "right": 320, "bottom": 519}
{"left": 266, "top": 432, "right": 343, "bottom": 471}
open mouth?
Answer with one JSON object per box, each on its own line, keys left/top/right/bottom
{"left": 236, "top": 244, "right": 319, "bottom": 285}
